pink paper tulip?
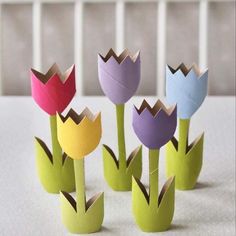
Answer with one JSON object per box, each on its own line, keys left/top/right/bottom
{"left": 31, "top": 63, "right": 76, "bottom": 115}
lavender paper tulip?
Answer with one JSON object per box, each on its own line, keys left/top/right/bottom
{"left": 98, "top": 48, "right": 140, "bottom": 104}
{"left": 98, "top": 48, "right": 142, "bottom": 191}
{"left": 133, "top": 100, "right": 177, "bottom": 149}
{"left": 132, "top": 99, "right": 177, "bottom": 232}
{"left": 166, "top": 63, "right": 208, "bottom": 119}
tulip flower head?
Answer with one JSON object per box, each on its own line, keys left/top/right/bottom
{"left": 166, "top": 63, "right": 208, "bottom": 119}
{"left": 31, "top": 63, "right": 76, "bottom": 115}
{"left": 133, "top": 100, "right": 177, "bottom": 149}
{"left": 98, "top": 48, "right": 140, "bottom": 104}
{"left": 57, "top": 108, "right": 101, "bottom": 159}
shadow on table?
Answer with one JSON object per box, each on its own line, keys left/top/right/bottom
{"left": 142, "top": 181, "right": 218, "bottom": 191}
{"left": 169, "top": 223, "right": 188, "bottom": 231}
{"left": 194, "top": 181, "right": 220, "bottom": 190}
{"left": 100, "top": 226, "right": 117, "bottom": 234}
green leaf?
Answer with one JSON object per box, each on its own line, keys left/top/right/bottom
{"left": 35, "top": 137, "right": 75, "bottom": 193}
{"left": 132, "top": 177, "right": 175, "bottom": 232}
{"left": 60, "top": 191, "right": 104, "bottom": 234}
{"left": 103, "top": 145, "right": 142, "bottom": 191}
{"left": 166, "top": 133, "right": 204, "bottom": 190}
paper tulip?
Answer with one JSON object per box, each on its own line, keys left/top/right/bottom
{"left": 30, "top": 63, "right": 76, "bottom": 193}
{"left": 166, "top": 63, "right": 208, "bottom": 119}
{"left": 133, "top": 100, "right": 177, "bottom": 149}
{"left": 165, "top": 63, "right": 208, "bottom": 190}
{"left": 31, "top": 63, "right": 76, "bottom": 115}
{"left": 57, "top": 108, "right": 104, "bottom": 234}
{"left": 132, "top": 100, "right": 177, "bottom": 232}
{"left": 98, "top": 48, "right": 140, "bottom": 104}
{"left": 98, "top": 49, "right": 142, "bottom": 191}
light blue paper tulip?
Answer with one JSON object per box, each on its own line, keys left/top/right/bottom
{"left": 165, "top": 63, "right": 208, "bottom": 190}
{"left": 166, "top": 63, "right": 208, "bottom": 119}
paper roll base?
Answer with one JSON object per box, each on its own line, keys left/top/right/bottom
{"left": 132, "top": 177, "right": 175, "bottom": 232}
{"left": 102, "top": 145, "right": 142, "bottom": 191}
{"left": 165, "top": 134, "right": 204, "bottom": 190}
{"left": 35, "top": 137, "right": 75, "bottom": 193}
{"left": 60, "top": 191, "right": 104, "bottom": 234}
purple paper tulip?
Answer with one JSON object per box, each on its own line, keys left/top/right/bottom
{"left": 98, "top": 48, "right": 140, "bottom": 104}
{"left": 133, "top": 100, "right": 177, "bottom": 149}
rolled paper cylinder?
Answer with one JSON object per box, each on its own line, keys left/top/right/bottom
{"left": 166, "top": 130, "right": 204, "bottom": 190}
{"left": 165, "top": 63, "right": 208, "bottom": 190}
{"left": 57, "top": 108, "right": 104, "bottom": 234}
{"left": 57, "top": 108, "right": 102, "bottom": 159}
{"left": 132, "top": 100, "right": 177, "bottom": 149}
{"left": 131, "top": 99, "right": 177, "bottom": 232}
{"left": 98, "top": 48, "right": 140, "bottom": 104}
{"left": 166, "top": 63, "right": 208, "bottom": 119}
{"left": 97, "top": 49, "right": 142, "bottom": 191}
{"left": 31, "top": 63, "right": 76, "bottom": 193}
{"left": 31, "top": 63, "right": 76, "bottom": 115}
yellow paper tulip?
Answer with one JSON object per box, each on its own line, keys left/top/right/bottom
{"left": 57, "top": 108, "right": 102, "bottom": 159}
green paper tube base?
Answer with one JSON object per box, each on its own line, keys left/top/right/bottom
{"left": 60, "top": 159, "right": 104, "bottom": 234}
{"left": 103, "top": 145, "right": 142, "bottom": 191}
{"left": 60, "top": 191, "right": 104, "bottom": 234}
{"left": 166, "top": 133, "right": 204, "bottom": 190}
{"left": 132, "top": 176, "right": 175, "bottom": 232}
{"left": 35, "top": 137, "right": 75, "bottom": 193}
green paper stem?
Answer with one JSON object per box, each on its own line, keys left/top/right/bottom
{"left": 116, "top": 104, "right": 126, "bottom": 170}
{"left": 178, "top": 119, "right": 190, "bottom": 154}
{"left": 50, "top": 115, "right": 62, "bottom": 168}
{"left": 149, "top": 149, "right": 159, "bottom": 208}
{"left": 74, "top": 159, "right": 86, "bottom": 213}
{"left": 166, "top": 118, "right": 204, "bottom": 190}
{"left": 102, "top": 104, "right": 142, "bottom": 191}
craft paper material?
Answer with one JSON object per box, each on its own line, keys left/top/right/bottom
{"left": 132, "top": 100, "right": 177, "bottom": 232}
{"left": 165, "top": 63, "right": 208, "bottom": 190}
{"left": 166, "top": 130, "right": 204, "bottom": 190}
{"left": 98, "top": 49, "right": 142, "bottom": 191}
{"left": 57, "top": 108, "right": 101, "bottom": 159}
{"left": 30, "top": 63, "right": 76, "bottom": 193}
{"left": 133, "top": 100, "right": 177, "bottom": 149}
{"left": 35, "top": 137, "right": 75, "bottom": 193}
{"left": 166, "top": 63, "right": 208, "bottom": 119}
{"left": 31, "top": 63, "right": 76, "bottom": 115}
{"left": 57, "top": 108, "right": 104, "bottom": 234}
{"left": 132, "top": 176, "right": 175, "bottom": 232}
{"left": 103, "top": 145, "right": 142, "bottom": 190}
{"left": 98, "top": 48, "right": 140, "bottom": 104}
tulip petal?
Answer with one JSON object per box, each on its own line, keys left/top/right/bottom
{"left": 57, "top": 112, "right": 102, "bottom": 159}
{"left": 132, "top": 102, "right": 177, "bottom": 149}
{"left": 31, "top": 65, "right": 76, "bottom": 115}
{"left": 98, "top": 50, "right": 140, "bottom": 104}
{"left": 166, "top": 64, "right": 208, "bottom": 119}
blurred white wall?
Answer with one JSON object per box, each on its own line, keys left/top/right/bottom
{"left": 0, "top": 1, "right": 235, "bottom": 96}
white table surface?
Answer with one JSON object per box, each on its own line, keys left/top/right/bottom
{"left": 0, "top": 96, "right": 235, "bottom": 236}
